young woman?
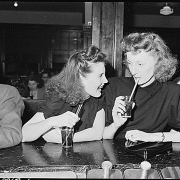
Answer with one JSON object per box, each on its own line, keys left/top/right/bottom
{"left": 23, "top": 75, "right": 46, "bottom": 100}
{"left": 22, "top": 45, "right": 108, "bottom": 143}
{"left": 103, "top": 32, "right": 180, "bottom": 142}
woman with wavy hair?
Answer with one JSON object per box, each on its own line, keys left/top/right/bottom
{"left": 22, "top": 45, "right": 108, "bottom": 143}
{"left": 103, "top": 32, "right": 180, "bottom": 142}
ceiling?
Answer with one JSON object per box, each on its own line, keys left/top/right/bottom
{"left": 0, "top": 2, "right": 85, "bottom": 12}
{"left": 0, "top": 2, "right": 179, "bottom": 16}
{"left": 126, "top": 2, "right": 180, "bottom": 16}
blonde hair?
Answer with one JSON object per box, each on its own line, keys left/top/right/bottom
{"left": 120, "top": 32, "right": 177, "bottom": 82}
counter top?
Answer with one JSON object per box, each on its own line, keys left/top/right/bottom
{"left": 0, "top": 138, "right": 180, "bottom": 178}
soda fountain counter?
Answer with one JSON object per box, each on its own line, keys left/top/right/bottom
{"left": 0, "top": 138, "right": 180, "bottom": 179}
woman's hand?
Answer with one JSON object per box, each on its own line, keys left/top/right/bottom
{"left": 112, "top": 96, "right": 129, "bottom": 128}
{"left": 49, "top": 111, "right": 80, "bottom": 128}
{"left": 125, "top": 130, "right": 152, "bottom": 142}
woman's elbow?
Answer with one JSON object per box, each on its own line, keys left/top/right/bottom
{"left": 21, "top": 126, "right": 26, "bottom": 142}
{"left": 21, "top": 125, "right": 33, "bottom": 142}
{"left": 102, "top": 132, "right": 113, "bottom": 140}
{"left": 95, "top": 131, "right": 103, "bottom": 141}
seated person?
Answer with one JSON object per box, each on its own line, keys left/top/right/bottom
{"left": 0, "top": 84, "right": 24, "bottom": 149}
{"left": 103, "top": 32, "right": 180, "bottom": 142}
{"left": 38, "top": 69, "right": 50, "bottom": 89}
{"left": 23, "top": 74, "right": 46, "bottom": 100}
{"left": 22, "top": 45, "right": 108, "bottom": 143}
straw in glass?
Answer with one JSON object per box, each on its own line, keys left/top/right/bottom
{"left": 76, "top": 103, "right": 83, "bottom": 116}
{"left": 129, "top": 79, "right": 139, "bottom": 102}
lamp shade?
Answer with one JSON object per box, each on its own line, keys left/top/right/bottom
{"left": 160, "top": 4, "right": 173, "bottom": 15}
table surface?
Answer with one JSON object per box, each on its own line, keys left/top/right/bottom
{"left": 0, "top": 138, "right": 180, "bottom": 178}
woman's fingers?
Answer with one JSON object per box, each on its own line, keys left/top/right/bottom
{"left": 53, "top": 111, "right": 80, "bottom": 127}
{"left": 113, "top": 96, "right": 126, "bottom": 113}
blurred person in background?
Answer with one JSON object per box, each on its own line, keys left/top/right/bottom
{"left": 38, "top": 69, "right": 50, "bottom": 89}
{"left": 23, "top": 74, "right": 46, "bottom": 100}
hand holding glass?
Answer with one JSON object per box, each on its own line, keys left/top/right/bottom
{"left": 120, "top": 96, "right": 133, "bottom": 118}
{"left": 60, "top": 104, "right": 83, "bottom": 148}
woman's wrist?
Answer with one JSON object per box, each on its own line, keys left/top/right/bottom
{"left": 156, "top": 132, "right": 165, "bottom": 142}
{"left": 46, "top": 116, "right": 56, "bottom": 129}
{"left": 112, "top": 122, "right": 121, "bottom": 129}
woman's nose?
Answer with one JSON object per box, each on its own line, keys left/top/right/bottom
{"left": 103, "top": 75, "right": 108, "bottom": 84}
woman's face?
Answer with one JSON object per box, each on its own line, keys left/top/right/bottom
{"left": 41, "top": 73, "right": 49, "bottom": 83}
{"left": 80, "top": 62, "right": 108, "bottom": 97}
{"left": 28, "top": 80, "right": 38, "bottom": 91}
{"left": 126, "top": 50, "right": 157, "bottom": 87}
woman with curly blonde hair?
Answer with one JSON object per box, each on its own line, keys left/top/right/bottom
{"left": 22, "top": 45, "right": 108, "bottom": 143}
{"left": 103, "top": 32, "right": 180, "bottom": 142}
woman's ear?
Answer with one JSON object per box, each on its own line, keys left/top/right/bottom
{"left": 79, "top": 73, "right": 85, "bottom": 83}
{"left": 79, "top": 73, "right": 83, "bottom": 80}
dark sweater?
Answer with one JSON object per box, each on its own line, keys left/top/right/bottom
{"left": 42, "top": 94, "right": 104, "bottom": 132}
{"left": 104, "top": 77, "right": 180, "bottom": 139}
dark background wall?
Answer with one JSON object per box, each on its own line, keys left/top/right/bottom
{"left": 1, "top": 2, "right": 180, "bottom": 83}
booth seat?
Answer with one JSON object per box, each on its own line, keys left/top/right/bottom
{"left": 22, "top": 99, "right": 46, "bottom": 125}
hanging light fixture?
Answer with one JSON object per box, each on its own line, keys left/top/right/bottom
{"left": 14, "top": 1, "right": 18, "bottom": 7}
{"left": 160, "top": 3, "right": 173, "bottom": 15}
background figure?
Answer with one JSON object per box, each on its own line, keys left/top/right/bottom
{"left": 0, "top": 84, "right": 24, "bottom": 149}
{"left": 9, "top": 75, "right": 27, "bottom": 97}
{"left": 38, "top": 69, "right": 50, "bottom": 89}
{"left": 103, "top": 32, "right": 180, "bottom": 143}
{"left": 45, "top": 68, "right": 59, "bottom": 78}
{"left": 23, "top": 74, "right": 46, "bottom": 100}
{"left": 22, "top": 45, "right": 108, "bottom": 143}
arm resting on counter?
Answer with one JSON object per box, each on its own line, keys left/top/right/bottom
{"left": 125, "top": 129, "right": 180, "bottom": 142}
{"left": 22, "top": 111, "right": 79, "bottom": 142}
{"left": 73, "top": 109, "right": 105, "bottom": 142}
{"left": 42, "top": 109, "right": 105, "bottom": 143}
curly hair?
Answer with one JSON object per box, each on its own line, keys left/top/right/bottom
{"left": 120, "top": 32, "right": 177, "bottom": 82}
{"left": 46, "top": 45, "right": 107, "bottom": 106}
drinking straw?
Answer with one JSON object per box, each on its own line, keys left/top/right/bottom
{"left": 76, "top": 103, "right": 83, "bottom": 115}
{"left": 129, "top": 79, "right": 139, "bottom": 102}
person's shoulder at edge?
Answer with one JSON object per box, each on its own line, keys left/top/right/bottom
{"left": 0, "top": 83, "right": 20, "bottom": 96}
{"left": 0, "top": 83, "right": 24, "bottom": 116}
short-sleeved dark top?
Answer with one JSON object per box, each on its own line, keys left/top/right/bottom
{"left": 42, "top": 94, "right": 104, "bottom": 132}
{"left": 104, "top": 76, "right": 180, "bottom": 139}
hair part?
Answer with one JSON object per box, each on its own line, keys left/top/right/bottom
{"left": 120, "top": 32, "right": 177, "bottom": 82}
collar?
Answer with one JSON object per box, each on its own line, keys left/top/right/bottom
{"left": 137, "top": 80, "right": 161, "bottom": 96}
